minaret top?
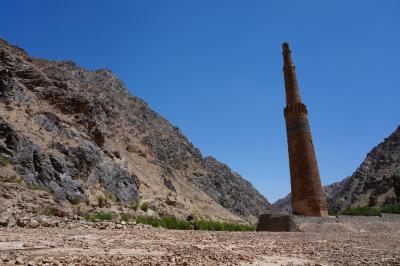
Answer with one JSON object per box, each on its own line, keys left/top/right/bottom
{"left": 282, "top": 42, "right": 290, "bottom": 51}
{"left": 282, "top": 42, "right": 302, "bottom": 105}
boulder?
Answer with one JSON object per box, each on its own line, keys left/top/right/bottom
{"left": 165, "top": 194, "right": 177, "bottom": 206}
{"left": 0, "top": 215, "right": 9, "bottom": 227}
{"left": 17, "top": 217, "right": 30, "bottom": 227}
{"left": 41, "top": 217, "right": 58, "bottom": 227}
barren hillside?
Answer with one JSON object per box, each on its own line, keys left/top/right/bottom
{"left": 0, "top": 38, "right": 270, "bottom": 223}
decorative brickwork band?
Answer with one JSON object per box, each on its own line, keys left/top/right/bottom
{"left": 282, "top": 42, "right": 328, "bottom": 217}
{"left": 286, "top": 118, "right": 310, "bottom": 135}
{"left": 284, "top": 102, "right": 308, "bottom": 118}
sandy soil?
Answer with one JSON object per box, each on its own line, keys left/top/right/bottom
{"left": 0, "top": 227, "right": 399, "bottom": 265}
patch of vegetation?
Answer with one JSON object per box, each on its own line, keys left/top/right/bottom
{"left": 96, "top": 211, "right": 114, "bottom": 221}
{"left": 129, "top": 201, "right": 139, "bottom": 211}
{"left": 0, "top": 175, "right": 21, "bottom": 183}
{"left": 339, "top": 206, "right": 381, "bottom": 216}
{"left": 140, "top": 202, "right": 149, "bottom": 212}
{"left": 0, "top": 155, "right": 11, "bottom": 167}
{"left": 120, "top": 213, "right": 134, "bottom": 222}
{"left": 381, "top": 203, "right": 400, "bottom": 214}
{"left": 70, "top": 197, "right": 81, "bottom": 205}
{"left": 193, "top": 219, "right": 256, "bottom": 232}
{"left": 43, "top": 208, "right": 54, "bottom": 217}
{"left": 135, "top": 215, "right": 255, "bottom": 231}
{"left": 332, "top": 169, "right": 400, "bottom": 217}
{"left": 328, "top": 209, "right": 338, "bottom": 216}
{"left": 136, "top": 215, "right": 191, "bottom": 230}
{"left": 84, "top": 211, "right": 114, "bottom": 222}
{"left": 84, "top": 213, "right": 96, "bottom": 222}
{"left": 25, "top": 183, "right": 50, "bottom": 192}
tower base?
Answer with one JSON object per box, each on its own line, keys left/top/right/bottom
{"left": 256, "top": 213, "right": 335, "bottom": 232}
{"left": 256, "top": 214, "right": 296, "bottom": 232}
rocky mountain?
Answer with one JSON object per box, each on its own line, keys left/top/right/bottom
{"left": 270, "top": 192, "right": 292, "bottom": 214}
{"left": 0, "top": 38, "right": 270, "bottom": 223}
{"left": 272, "top": 126, "right": 400, "bottom": 213}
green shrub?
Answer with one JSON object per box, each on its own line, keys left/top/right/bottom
{"left": 0, "top": 155, "right": 11, "bottom": 167}
{"left": 339, "top": 206, "right": 381, "bottom": 216}
{"left": 135, "top": 215, "right": 255, "bottom": 231}
{"left": 136, "top": 215, "right": 159, "bottom": 227}
{"left": 381, "top": 203, "right": 400, "bottom": 214}
{"left": 129, "top": 201, "right": 139, "bottom": 211}
{"left": 84, "top": 211, "right": 114, "bottom": 222}
{"left": 140, "top": 202, "right": 149, "bottom": 212}
{"left": 161, "top": 216, "right": 192, "bottom": 230}
{"left": 96, "top": 211, "right": 113, "bottom": 221}
{"left": 84, "top": 213, "right": 95, "bottom": 222}
{"left": 136, "top": 215, "right": 191, "bottom": 230}
{"left": 70, "top": 197, "right": 81, "bottom": 205}
{"left": 120, "top": 213, "right": 133, "bottom": 222}
{"left": 193, "top": 220, "right": 256, "bottom": 232}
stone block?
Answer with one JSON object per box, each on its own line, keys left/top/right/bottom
{"left": 256, "top": 213, "right": 296, "bottom": 232}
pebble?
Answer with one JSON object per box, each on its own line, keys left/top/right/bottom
{"left": 41, "top": 217, "right": 58, "bottom": 227}
{"left": 28, "top": 219, "right": 40, "bottom": 228}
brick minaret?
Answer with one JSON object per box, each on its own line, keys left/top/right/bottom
{"left": 282, "top": 42, "right": 328, "bottom": 216}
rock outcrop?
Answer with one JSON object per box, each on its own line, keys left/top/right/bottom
{"left": 196, "top": 157, "right": 270, "bottom": 218}
{"left": 0, "top": 38, "right": 269, "bottom": 222}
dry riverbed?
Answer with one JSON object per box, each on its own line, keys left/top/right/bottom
{"left": 0, "top": 226, "right": 399, "bottom": 265}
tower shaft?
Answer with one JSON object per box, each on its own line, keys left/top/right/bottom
{"left": 282, "top": 43, "right": 328, "bottom": 217}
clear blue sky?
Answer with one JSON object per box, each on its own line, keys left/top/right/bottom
{"left": 2, "top": 1, "right": 400, "bottom": 202}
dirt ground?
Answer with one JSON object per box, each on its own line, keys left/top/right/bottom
{"left": 0, "top": 226, "right": 399, "bottom": 265}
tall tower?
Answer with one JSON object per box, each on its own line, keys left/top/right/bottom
{"left": 282, "top": 42, "right": 328, "bottom": 217}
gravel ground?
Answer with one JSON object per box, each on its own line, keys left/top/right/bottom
{"left": 0, "top": 227, "right": 399, "bottom": 265}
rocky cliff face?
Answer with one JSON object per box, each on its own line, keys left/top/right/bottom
{"left": 0, "top": 39, "right": 270, "bottom": 223}
{"left": 272, "top": 126, "right": 400, "bottom": 213}
{"left": 326, "top": 127, "right": 400, "bottom": 212}
{"left": 196, "top": 157, "right": 270, "bottom": 218}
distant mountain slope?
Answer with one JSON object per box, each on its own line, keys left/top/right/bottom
{"left": 272, "top": 126, "right": 400, "bottom": 213}
{"left": 0, "top": 38, "right": 270, "bottom": 223}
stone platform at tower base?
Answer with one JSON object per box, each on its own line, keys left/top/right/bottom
{"left": 256, "top": 213, "right": 400, "bottom": 232}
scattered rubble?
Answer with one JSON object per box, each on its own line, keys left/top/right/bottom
{"left": 0, "top": 226, "right": 399, "bottom": 265}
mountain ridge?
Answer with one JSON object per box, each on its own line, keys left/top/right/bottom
{"left": 272, "top": 126, "right": 400, "bottom": 213}
{"left": 0, "top": 38, "right": 270, "bottom": 223}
